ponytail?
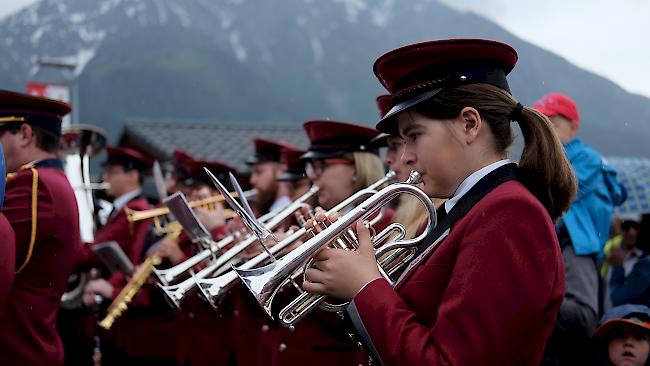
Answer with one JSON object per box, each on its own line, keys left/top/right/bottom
{"left": 515, "top": 107, "right": 576, "bottom": 220}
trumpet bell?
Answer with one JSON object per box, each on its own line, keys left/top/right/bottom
{"left": 160, "top": 283, "right": 186, "bottom": 308}
{"left": 232, "top": 262, "right": 288, "bottom": 318}
{"left": 196, "top": 273, "right": 235, "bottom": 310}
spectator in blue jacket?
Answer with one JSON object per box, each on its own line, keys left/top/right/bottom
{"left": 536, "top": 93, "right": 627, "bottom": 365}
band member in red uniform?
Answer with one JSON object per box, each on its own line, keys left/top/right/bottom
{"left": 254, "top": 120, "right": 393, "bottom": 366}
{"left": 79, "top": 147, "right": 175, "bottom": 365}
{"left": 247, "top": 138, "right": 294, "bottom": 215}
{"left": 0, "top": 214, "right": 14, "bottom": 309}
{"left": 155, "top": 158, "right": 238, "bottom": 366}
{"left": 166, "top": 149, "right": 198, "bottom": 198}
{"left": 0, "top": 90, "right": 81, "bottom": 366}
{"left": 300, "top": 120, "right": 391, "bottom": 220}
{"left": 277, "top": 146, "right": 311, "bottom": 202}
{"left": 0, "top": 144, "right": 16, "bottom": 310}
{"left": 77, "top": 146, "right": 154, "bottom": 271}
{"left": 303, "top": 39, "right": 576, "bottom": 365}
{"left": 371, "top": 94, "right": 432, "bottom": 239}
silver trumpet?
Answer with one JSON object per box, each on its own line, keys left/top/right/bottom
{"left": 233, "top": 171, "right": 436, "bottom": 327}
{"left": 152, "top": 187, "right": 302, "bottom": 286}
{"left": 157, "top": 185, "right": 320, "bottom": 306}
{"left": 196, "top": 227, "right": 307, "bottom": 309}
{"left": 196, "top": 170, "right": 397, "bottom": 309}
{"left": 153, "top": 234, "right": 235, "bottom": 285}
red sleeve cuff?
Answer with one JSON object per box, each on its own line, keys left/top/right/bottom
{"left": 353, "top": 277, "right": 397, "bottom": 318}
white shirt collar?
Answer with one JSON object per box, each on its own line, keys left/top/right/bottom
{"left": 444, "top": 159, "right": 512, "bottom": 213}
{"left": 111, "top": 188, "right": 142, "bottom": 215}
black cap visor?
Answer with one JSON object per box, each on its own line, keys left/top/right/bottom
{"left": 299, "top": 150, "right": 347, "bottom": 160}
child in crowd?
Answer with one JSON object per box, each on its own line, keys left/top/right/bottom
{"left": 595, "top": 304, "right": 650, "bottom": 366}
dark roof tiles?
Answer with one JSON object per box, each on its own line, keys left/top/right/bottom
{"left": 121, "top": 120, "right": 309, "bottom": 172}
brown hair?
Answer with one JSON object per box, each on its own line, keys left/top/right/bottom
{"left": 413, "top": 84, "right": 576, "bottom": 220}
{"left": 1, "top": 124, "right": 60, "bottom": 153}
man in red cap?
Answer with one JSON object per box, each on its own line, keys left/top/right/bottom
{"left": 163, "top": 149, "right": 197, "bottom": 197}
{"left": 74, "top": 146, "right": 161, "bottom": 364}
{"left": 77, "top": 146, "right": 154, "bottom": 271}
{"left": 534, "top": 93, "right": 627, "bottom": 365}
{"left": 0, "top": 89, "right": 81, "bottom": 366}
{"left": 247, "top": 138, "right": 295, "bottom": 215}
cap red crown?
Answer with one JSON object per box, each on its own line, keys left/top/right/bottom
{"left": 373, "top": 39, "right": 518, "bottom": 133}
{"left": 303, "top": 120, "right": 379, "bottom": 159}
{"left": 0, "top": 89, "right": 71, "bottom": 137}
{"left": 106, "top": 146, "right": 153, "bottom": 170}
{"left": 247, "top": 138, "right": 297, "bottom": 165}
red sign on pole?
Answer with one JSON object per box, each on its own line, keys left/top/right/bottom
{"left": 26, "top": 82, "right": 71, "bottom": 127}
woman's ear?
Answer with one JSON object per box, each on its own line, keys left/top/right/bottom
{"left": 459, "top": 107, "right": 482, "bottom": 144}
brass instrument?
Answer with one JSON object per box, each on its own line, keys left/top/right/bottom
{"left": 158, "top": 186, "right": 320, "bottom": 307}
{"left": 152, "top": 186, "right": 308, "bottom": 287}
{"left": 98, "top": 254, "right": 162, "bottom": 330}
{"left": 195, "top": 171, "right": 396, "bottom": 309}
{"left": 98, "top": 230, "right": 182, "bottom": 329}
{"left": 233, "top": 171, "right": 436, "bottom": 327}
{"left": 125, "top": 190, "right": 254, "bottom": 234}
{"left": 60, "top": 125, "right": 107, "bottom": 309}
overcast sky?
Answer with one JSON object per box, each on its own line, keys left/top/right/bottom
{"left": 2, "top": 0, "right": 649, "bottom": 98}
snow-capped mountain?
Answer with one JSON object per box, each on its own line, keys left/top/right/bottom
{"left": 1, "top": 0, "right": 648, "bottom": 157}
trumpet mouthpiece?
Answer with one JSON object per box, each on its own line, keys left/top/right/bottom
{"left": 407, "top": 171, "right": 422, "bottom": 184}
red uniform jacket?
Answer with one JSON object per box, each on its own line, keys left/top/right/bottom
{"left": 94, "top": 198, "right": 180, "bottom": 360}
{"left": 0, "top": 166, "right": 80, "bottom": 366}
{"left": 351, "top": 181, "right": 565, "bottom": 365}
{"left": 175, "top": 224, "right": 234, "bottom": 365}
{"left": 0, "top": 213, "right": 15, "bottom": 309}
{"left": 76, "top": 196, "right": 152, "bottom": 270}
{"left": 233, "top": 209, "right": 395, "bottom": 366}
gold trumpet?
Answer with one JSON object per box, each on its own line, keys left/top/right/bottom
{"left": 125, "top": 190, "right": 255, "bottom": 234}
{"left": 233, "top": 171, "right": 437, "bottom": 327}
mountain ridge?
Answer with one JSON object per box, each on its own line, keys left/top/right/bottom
{"left": 1, "top": 0, "right": 647, "bottom": 157}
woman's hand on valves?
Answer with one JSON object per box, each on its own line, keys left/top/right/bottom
{"left": 302, "top": 211, "right": 383, "bottom": 301}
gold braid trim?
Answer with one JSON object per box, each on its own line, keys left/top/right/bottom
{"left": 14, "top": 167, "right": 38, "bottom": 274}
